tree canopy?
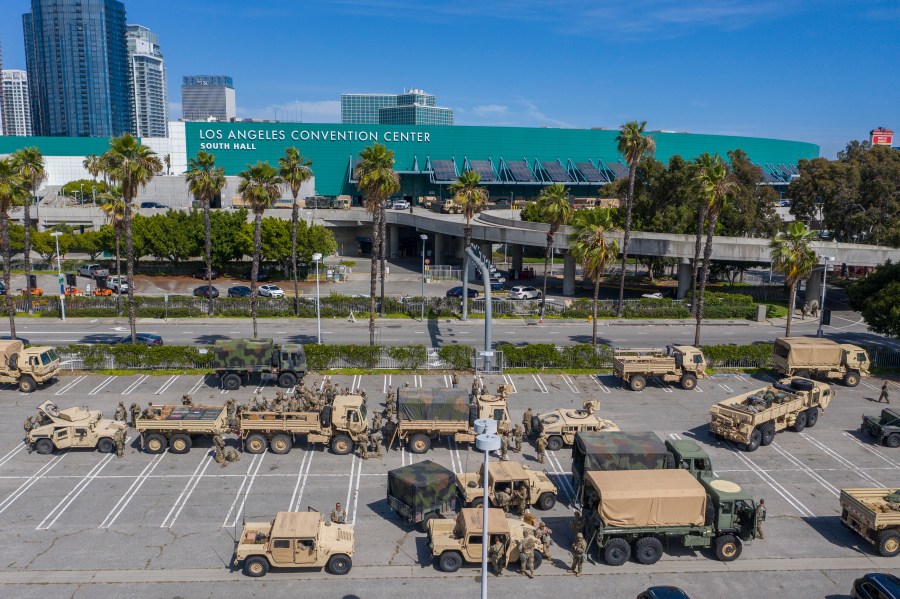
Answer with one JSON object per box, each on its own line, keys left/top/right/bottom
{"left": 847, "top": 261, "right": 900, "bottom": 338}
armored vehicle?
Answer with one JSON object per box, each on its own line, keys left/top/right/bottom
{"left": 773, "top": 337, "right": 870, "bottom": 387}
{"left": 135, "top": 404, "right": 230, "bottom": 453}
{"left": 457, "top": 461, "right": 558, "bottom": 511}
{"left": 428, "top": 508, "right": 543, "bottom": 573}
{"left": 239, "top": 394, "right": 368, "bottom": 455}
{"left": 709, "top": 377, "right": 833, "bottom": 451}
{"left": 234, "top": 511, "right": 354, "bottom": 577}
{"left": 387, "top": 460, "right": 458, "bottom": 532}
{"left": 613, "top": 345, "right": 707, "bottom": 391}
{"left": 28, "top": 400, "right": 127, "bottom": 454}
{"left": 0, "top": 340, "right": 60, "bottom": 393}
{"left": 532, "top": 403, "right": 619, "bottom": 451}
{"left": 213, "top": 338, "right": 307, "bottom": 390}
{"left": 840, "top": 488, "right": 900, "bottom": 557}
{"left": 862, "top": 408, "right": 900, "bottom": 448}
{"left": 583, "top": 469, "right": 760, "bottom": 566}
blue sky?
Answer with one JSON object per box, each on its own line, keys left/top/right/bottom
{"left": 2, "top": 0, "right": 898, "bottom": 157}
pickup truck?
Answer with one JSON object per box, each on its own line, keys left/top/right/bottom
{"left": 78, "top": 264, "right": 109, "bottom": 279}
{"left": 108, "top": 275, "right": 128, "bottom": 293}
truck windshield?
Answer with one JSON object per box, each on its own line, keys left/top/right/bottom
{"left": 40, "top": 351, "right": 55, "bottom": 365}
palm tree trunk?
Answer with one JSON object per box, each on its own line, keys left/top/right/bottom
{"left": 291, "top": 202, "right": 299, "bottom": 317}
{"left": 690, "top": 204, "right": 707, "bottom": 316}
{"left": 540, "top": 232, "right": 553, "bottom": 317}
{"left": 693, "top": 215, "right": 717, "bottom": 346}
{"left": 617, "top": 165, "right": 637, "bottom": 317}
{"left": 251, "top": 212, "right": 263, "bottom": 339}
{"left": 204, "top": 201, "right": 213, "bottom": 316}
{"left": 124, "top": 200, "right": 136, "bottom": 344}
{"left": 114, "top": 230, "right": 122, "bottom": 317}
{"left": 369, "top": 207, "right": 380, "bottom": 346}
{"left": 379, "top": 204, "right": 386, "bottom": 318}
{"left": 2, "top": 212, "right": 16, "bottom": 339}
{"left": 592, "top": 278, "right": 600, "bottom": 346}
{"left": 23, "top": 195, "right": 32, "bottom": 314}
{"left": 786, "top": 281, "right": 797, "bottom": 337}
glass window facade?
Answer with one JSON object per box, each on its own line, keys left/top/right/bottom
{"left": 341, "top": 90, "right": 453, "bottom": 125}
{"left": 182, "top": 75, "right": 236, "bottom": 122}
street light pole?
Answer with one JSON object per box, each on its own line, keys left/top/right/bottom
{"left": 474, "top": 418, "right": 500, "bottom": 599}
{"left": 313, "top": 252, "right": 322, "bottom": 344}
{"left": 420, "top": 234, "right": 428, "bottom": 322}
{"left": 50, "top": 231, "right": 65, "bottom": 321}
{"left": 817, "top": 256, "right": 835, "bottom": 338}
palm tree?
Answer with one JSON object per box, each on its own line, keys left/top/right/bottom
{"left": 100, "top": 187, "right": 126, "bottom": 316}
{"left": 535, "top": 183, "right": 574, "bottom": 317}
{"left": 570, "top": 208, "right": 620, "bottom": 346}
{"left": 688, "top": 154, "right": 714, "bottom": 316}
{"left": 83, "top": 154, "right": 101, "bottom": 181}
{"left": 186, "top": 151, "right": 226, "bottom": 316}
{"left": 163, "top": 154, "right": 172, "bottom": 175}
{"left": 12, "top": 147, "right": 45, "bottom": 314}
{"left": 278, "top": 148, "right": 313, "bottom": 316}
{"left": 770, "top": 222, "right": 818, "bottom": 337}
{"left": 448, "top": 170, "right": 488, "bottom": 251}
{"left": 354, "top": 143, "right": 399, "bottom": 345}
{"left": 615, "top": 121, "right": 656, "bottom": 317}
{"left": 238, "top": 161, "right": 283, "bottom": 338}
{"left": 101, "top": 134, "right": 162, "bottom": 344}
{"left": 0, "top": 159, "right": 26, "bottom": 339}
{"left": 692, "top": 154, "right": 737, "bottom": 346}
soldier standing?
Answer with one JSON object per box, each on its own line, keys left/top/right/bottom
{"left": 372, "top": 412, "right": 383, "bottom": 433}
{"left": 23, "top": 416, "right": 33, "bottom": 453}
{"left": 568, "top": 532, "right": 587, "bottom": 576}
{"left": 500, "top": 432, "right": 509, "bottom": 461}
{"left": 225, "top": 398, "right": 237, "bottom": 425}
{"left": 451, "top": 373, "right": 459, "bottom": 388}
{"left": 471, "top": 377, "right": 481, "bottom": 399}
{"left": 755, "top": 498, "right": 766, "bottom": 539}
{"left": 514, "top": 483, "right": 529, "bottom": 515}
{"left": 512, "top": 425, "right": 523, "bottom": 453}
{"left": 357, "top": 431, "right": 370, "bottom": 460}
{"left": 370, "top": 430, "right": 383, "bottom": 458}
{"left": 536, "top": 521, "right": 552, "bottom": 559}
{"left": 489, "top": 536, "right": 505, "bottom": 576}
{"left": 518, "top": 528, "right": 536, "bottom": 578}
{"left": 523, "top": 407, "right": 533, "bottom": 438}
{"left": 182, "top": 394, "right": 193, "bottom": 406}
{"left": 535, "top": 435, "right": 547, "bottom": 464}
{"left": 331, "top": 502, "right": 346, "bottom": 524}
{"left": 130, "top": 402, "right": 141, "bottom": 427}
{"left": 115, "top": 402, "right": 127, "bottom": 422}
{"left": 570, "top": 511, "right": 585, "bottom": 537}
{"left": 498, "top": 383, "right": 509, "bottom": 402}
{"left": 878, "top": 382, "right": 890, "bottom": 404}
{"left": 114, "top": 428, "right": 126, "bottom": 458}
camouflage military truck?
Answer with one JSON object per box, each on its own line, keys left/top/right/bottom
{"left": 0, "top": 340, "right": 60, "bottom": 393}
{"left": 428, "top": 508, "right": 543, "bottom": 573}
{"left": 709, "top": 377, "right": 833, "bottom": 451}
{"left": 532, "top": 404, "right": 620, "bottom": 451}
{"left": 840, "top": 487, "right": 900, "bottom": 557}
{"left": 861, "top": 408, "right": 900, "bottom": 448}
{"left": 613, "top": 345, "right": 707, "bottom": 391}
{"left": 239, "top": 394, "right": 368, "bottom": 455}
{"left": 135, "top": 404, "right": 230, "bottom": 453}
{"left": 457, "top": 461, "right": 558, "bottom": 511}
{"left": 213, "top": 338, "right": 307, "bottom": 390}
{"left": 773, "top": 337, "right": 870, "bottom": 387}
{"left": 234, "top": 510, "right": 354, "bottom": 577}
{"left": 28, "top": 400, "right": 127, "bottom": 454}
{"left": 389, "top": 387, "right": 511, "bottom": 453}
{"left": 388, "top": 460, "right": 458, "bottom": 532}
{"left": 583, "top": 469, "right": 760, "bottom": 566}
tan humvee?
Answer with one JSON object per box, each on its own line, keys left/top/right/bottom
{"left": 28, "top": 400, "right": 126, "bottom": 455}
{"left": 457, "top": 461, "right": 558, "bottom": 511}
{"left": 428, "top": 508, "right": 543, "bottom": 572}
{"left": 234, "top": 511, "right": 354, "bottom": 577}
{"left": 533, "top": 404, "right": 620, "bottom": 451}
{"left": 0, "top": 340, "right": 60, "bottom": 393}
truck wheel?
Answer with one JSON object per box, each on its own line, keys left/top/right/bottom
{"left": 97, "top": 438, "right": 115, "bottom": 454}
{"left": 744, "top": 429, "right": 762, "bottom": 452}
{"left": 278, "top": 372, "right": 297, "bottom": 388}
{"left": 715, "top": 535, "right": 742, "bottom": 562}
{"left": 270, "top": 434, "right": 292, "bottom": 454}
{"left": 470, "top": 497, "right": 484, "bottom": 508}
{"left": 222, "top": 374, "right": 241, "bottom": 390}
{"left": 805, "top": 407, "right": 820, "bottom": 428}
{"left": 843, "top": 371, "right": 860, "bottom": 387}
{"left": 760, "top": 422, "right": 776, "bottom": 446}
{"left": 629, "top": 375, "right": 646, "bottom": 392}
{"left": 18, "top": 375, "right": 36, "bottom": 393}
{"left": 877, "top": 530, "right": 900, "bottom": 557}
{"left": 532, "top": 552, "right": 543, "bottom": 570}
{"left": 680, "top": 373, "right": 697, "bottom": 390}
{"left": 144, "top": 433, "right": 167, "bottom": 454}
{"left": 169, "top": 434, "right": 192, "bottom": 454}
{"left": 330, "top": 434, "right": 353, "bottom": 455}
{"left": 792, "top": 411, "right": 807, "bottom": 432}
{"left": 886, "top": 434, "right": 900, "bottom": 449}
{"left": 547, "top": 436, "right": 564, "bottom": 452}
{"left": 327, "top": 554, "right": 352, "bottom": 575}
{"left": 635, "top": 536, "right": 664, "bottom": 565}
{"left": 416, "top": 512, "right": 436, "bottom": 533}
{"left": 243, "top": 556, "right": 269, "bottom": 577}
{"left": 603, "top": 538, "right": 631, "bottom": 566}
{"left": 35, "top": 439, "right": 54, "bottom": 455}
{"left": 245, "top": 434, "right": 267, "bottom": 454}
{"left": 438, "top": 551, "right": 462, "bottom": 573}
{"left": 537, "top": 492, "right": 556, "bottom": 511}
{"left": 409, "top": 433, "right": 431, "bottom": 454}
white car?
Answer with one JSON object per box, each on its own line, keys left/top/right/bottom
{"left": 258, "top": 284, "right": 285, "bottom": 298}
{"left": 508, "top": 286, "right": 541, "bottom": 300}
{"left": 641, "top": 292, "right": 664, "bottom": 299}
{"left": 392, "top": 199, "right": 410, "bottom": 210}
{"left": 108, "top": 275, "right": 129, "bottom": 293}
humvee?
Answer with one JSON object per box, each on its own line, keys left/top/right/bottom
{"left": 234, "top": 511, "right": 354, "bottom": 577}
{"left": 532, "top": 404, "right": 620, "bottom": 451}
{"left": 28, "top": 400, "right": 126, "bottom": 454}
{"left": 0, "top": 340, "right": 60, "bottom": 393}
{"left": 428, "top": 508, "right": 543, "bottom": 573}
{"left": 457, "top": 461, "right": 558, "bottom": 511}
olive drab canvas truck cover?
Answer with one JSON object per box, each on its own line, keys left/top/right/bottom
{"left": 387, "top": 460, "right": 458, "bottom": 523}
{"left": 397, "top": 388, "right": 471, "bottom": 422}
{"left": 587, "top": 469, "right": 707, "bottom": 528}
{"left": 572, "top": 431, "right": 673, "bottom": 484}
{"left": 213, "top": 338, "right": 276, "bottom": 369}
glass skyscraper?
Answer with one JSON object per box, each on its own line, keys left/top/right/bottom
{"left": 127, "top": 25, "right": 168, "bottom": 138}
{"left": 341, "top": 89, "right": 453, "bottom": 126}
{"left": 23, "top": 0, "right": 135, "bottom": 137}
{"left": 182, "top": 75, "right": 236, "bottom": 122}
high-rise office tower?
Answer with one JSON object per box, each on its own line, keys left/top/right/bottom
{"left": 0, "top": 38, "right": 5, "bottom": 135}
{"left": 1, "top": 71, "right": 34, "bottom": 137}
{"left": 23, "top": 0, "right": 135, "bottom": 137}
{"left": 127, "top": 24, "right": 168, "bottom": 137}
{"left": 181, "top": 75, "right": 236, "bottom": 122}
{"left": 341, "top": 89, "right": 453, "bottom": 125}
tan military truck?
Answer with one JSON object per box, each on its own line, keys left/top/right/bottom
{"left": 773, "top": 337, "right": 870, "bottom": 387}
{"left": 333, "top": 195, "right": 352, "bottom": 209}
{"left": 418, "top": 195, "right": 437, "bottom": 209}
{"left": 0, "top": 340, "right": 60, "bottom": 393}
{"left": 457, "top": 461, "right": 558, "bottom": 511}
{"left": 135, "top": 404, "right": 231, "bottom": 453}
{"left": 428, "top": 508, "right": 543, "bottom": 573}
{"left": 840, "top": 488, "right": 900, "bottom": 557}
{"left": 234, "top": 511, "right": 355, "bottom": 577}
{"left": 532, "top": 403, "right": 620, "bottom": 451}
{"left": 28, "top": 400, "right": 127, "bottom": 455}
{"left": 709, "top": 377, "right": 833, "bottom": 451}
{"left": 239, "top": 394, "right": 368, "bottom": 455}
{"left": 613, "top": 345, "right": 707, "bottom": 391}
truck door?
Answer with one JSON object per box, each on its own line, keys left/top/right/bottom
{"left": 294, "top": 539, "right": 317, "bottom": 564}
{"left": 270, "top": 539, "right": 293, "bottom": 564}
{"left": 465, "top": 533, "right": 484, "bottom": 561}
{"left": 74, "top": 427, "right": 88, "bottom": 446}
{"left": 53, "top": 427, "right": 71, "bottom": 449}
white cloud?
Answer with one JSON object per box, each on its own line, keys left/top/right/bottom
{"left": 457, "top": 98, "right": 575, "bottom": 128}
{"left": 241, "top": 100, "right": 341, "bottom": 123}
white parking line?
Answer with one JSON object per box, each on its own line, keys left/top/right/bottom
{"left": 860, "top": 382, "right": 877, "bottom": 391}
{"left": 592, "top": 376, "right": 610, "bottom": 394}
{"left": 161, "top": 451, "right": 214, "bottom": 528}
{"left": 443, "top": 374, "right": 452, "bottom": 388}
{"left": 351, "top": 375, "right": 362, "bottom": 392}
{"left": 121, "top": 375, "right": 149, "bottom": 395}
{"left": 222, "top": 453, "right": 265, "bottom": 528}
{"left": 502, "top": 374, "right": 518, "bottom": 394}
{"left": 770, "top": 442, "right": 839, "bottom": 497}
{"left": 382, "top": 375, "right": 391, "bottom": 394}
{"left": 350, "top": 456, "right": 363, "bottom": 525}
{"left": 545, "top": 450, "right": 575, "bottom": 506}
{"left": 288, "top": 450, "right": 315, "bottom": 512}
{"left": 532, "top": 374, "right": 549, "bottom": 394}
{"left": 734, "top": 375, "right": 749, "bottom": 382}
{"left": 718, "top": 383, "right": 734, "bottom": 393}
{"left": 801, "top": 433, "right": 885, "bottom": 487}
{"left": 842, "top": 432, "right": 900, "bottom": 469}
{"left": 344, "top": 455, "right": 358, "bottom": 515}
{"left": 561, "top": 375, "right": 580, "bottom": 394}
{"left": 318, "top": 376, "right": 331, "bottom": 392}
{"left": 652, "top": 377, "right": 674, "bottom": 393}
{"left": 0, "top": 453, "right": 67, "bottom": 516}
{"left": 88, "top": 376, "right": 117, "bottom": 396}
{"left": 0, "top": 444, "right": 27, "bottom": 469}
{"left": 728, "top": 444, "right": 815, "bottom": 517}
{"left": 187, "top": 376, "right": 206, "bottom": 395}
{"left": 100, "top": 453, "right": 167, "bottom": 528}
{"left": 448, "top": 439, "right": 461, "bottom": 474}
{"left": 54, "top": 376, "right": 86, "bottom": 396}
{"left": 38, "top": 452, "right": 118, "bottom": 529}
{"left": 155, "top": 375, "right": 180, "bottom": 395}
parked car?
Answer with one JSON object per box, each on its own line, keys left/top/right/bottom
{"left": 0, "top": 281, "right": 5, "bottom": 295}
{"left": 258, "top": 284, "right": 285, "bottom": 298}
{"left": 392, "top": 199, "right": 410, "bottom": 210}
{"left": 192, "top": 267, "right": 219, "bottom": 280}
{"left": 193, "top": 285, "right": 220, "bottom": 298}
{"left": 638, "top": 588, "right": 691, "bottom": 599}
{"left": 108, "top": 275, "right": 128, "bottom": 293}
{"left": 446, "top": 286, "right": 478, "bottom": 298}
{"left": 488, "top": 280, "right": 506, "bottom": 292}
{"left": 243, "top": 270, "right": 270, "bottom": 282}
{"left": 508, "top": 285, "right": 541, "bottom": 300}
{"left": 228, "top": 285, "right": 252, "bottom": 298}
{"left": 115, "top": 333, "right": 163, "bottom": 346}
{"left": 641, "top": 292, "right": 664, "bottom": 299}
{"left": 140, "top": 201, "right": 167, "bottom": 209}
{"left": 475, "top": 269, "right": 506, "bottom": 283}
{"left": 851, "top": 573, "right": 900, "bottom": 599}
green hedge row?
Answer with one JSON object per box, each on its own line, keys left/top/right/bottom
{"left": 57, "top": 344, "right": 214, "bottom": 370}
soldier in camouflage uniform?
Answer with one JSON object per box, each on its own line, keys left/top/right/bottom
{"left": 225, "top": 398, "right": 237, "bottom": 426}
{"left": 755, "top": 498, "right": 766, "bottom": 539}
{"left": 182, "top": 394, "right": 193, "bottom": 406}
{"left": 523, "top": 407, "right": 533, "bottom": 438}
{"left": 514, "top": 483, "right": 529, "bottom": 515}
{"left": 536, "top": 521, "right": 552, "bottom": 559}
{"left": 500, "top": 432, "right": 509, "bottom": 461}
{"left": 494, "top": 488, "right": 512, "bottom": 513}
{"left": 489, "top": 536, "right": 505, "bottom": 576}
{"left": 357, "top": 431, "right": 370, "bottom": 460}
{"left": 372, "top": 411, "right": 383, "bottom": 433}
{"left": 114, "top": 402, "right": 127, "bottom": 422}
{"left": 23, "top": 416, "right": 33, "bottom": 452}
{"left": 213, "top": 434, "right": 226, "bottom": 453}
{"left": 512, "top": 425, "right": 523, "bottom": 453}
{"left": 370, "top": 429, "right": 383, "bottom": 459}
{"left": 471, "top": 377, "right": 481, "bottom": 399}
{"left": 570, "top": 511, "right": 584, "bottom": 536}
{"left": 215, "top": 445, "right": 240, "bottom": 467}
{"left": 114, "top": 427, "right": 126, "bottom": 458}
{"left": 535, "top": 434, "right": 547, "bottom": 464}
{"left": 568, "top": 532, "right": 586, "bottom": 576}
{"left": 498, "top": 383, "right": 509, "bottom": 402}
{"left": 130, "top": 403, "right": 141, "bottom": 427}
{"left": 331, "top": 502, "right": 346, "bottom": 524}
{"left": 518, "top": 528, "right": 537, "bottom": 578}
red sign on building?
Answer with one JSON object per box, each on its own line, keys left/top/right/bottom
{"left": 871, "top": 128, "right": 894, "bottom": 146}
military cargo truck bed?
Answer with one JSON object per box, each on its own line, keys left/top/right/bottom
{"left": 840, "top": 487, "right": 900, "bottom": 557}
{"left": 136, "top": 405, "right": 231, "bottom": 453}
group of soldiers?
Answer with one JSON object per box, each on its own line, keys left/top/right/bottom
{"left": 799, "top": 300, "right": 820, "bottom": 319}
{"left": 487, "top": 516, "right": 588, "bottom": 578}
{"left": 21, "top": 410, "right": 52, "bottom": 454}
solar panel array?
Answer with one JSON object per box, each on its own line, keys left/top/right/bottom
{"left": 541, "top": 161, "right": 571, "bottom": 182}
{"left": 506, "top": 160, "right": 536, "bottom": 182}
{"left": 607, "top": 162, "right": 629, "bottom": 180}
{"left": 574, "top": 161, "right": 604, "bottom": 182}
{"left": 431, "top": 160, "right": 458, "bottom": 181}
{"left": 468, "top": 160, "right": 497, "bottom": 181}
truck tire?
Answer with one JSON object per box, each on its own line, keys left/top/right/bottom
{"left": 278, "top": 372, "right": 297, "bottom": 388}
{"left": 805, "top": 407, "right": 820, "bottom": 428}
{"left": 547, "top": 436, "right": 564, "bottom": 452}
{"left": 603, "top": 538, "right": 631, "bottom": 566}
{"left": 843, "top": 371, "right": 860, "bottom": 387}
{"left": 144, "top": 433, "right": 167, "bottom": 454}
{"left": 629, "top": 375, "right": 647, "bottom": 392}
{"left": 18, "top": 375, "right": 37, "bottom": 393}
{"left": 715, "top": 535, "right": 742, "bottom": 562}
{"left": 470, "top": 497, "right": 485, "bottom": 508}
{"left": 537, "top": 492, "right": 557, "bottom": 511}
{"left": 680, "top": 373, "right": 697, "bottom": 390}
{"left": 97, "top": 438, "right": 115, "bottom": 453}
{"left": 245, "top": 434, "right": 268, "bottom": 454}
{"left": 886, "top": 434, "right": 900, "bottom": 449}
{"left": 877, "top": 530, "right": 900, "bottom": 557}
{"left": 531, "top": 552, "right": 543, "bottom": 570}
{"left": 635, "top": 536, "right": 664, "bottom": 565}
{"left": 790, "top": 378, "right": 814, "bottom": 391}
{"left": 35, "top": 439, "right": 54, "bottom": 455}
{"left": 243, "top": 556, "right": 269, "bottom": 577}
{"left": 438, "top": 551, "right": 463, "bottom": 573}
{"left": 169, "top": 434, "right": 192, "bottom": 454}
{"left": 222, "top": 374, "right": 241, "bottom": 390}
{"left": 416, "top": 512, "right": 436, "bottom": 533}
{"left": 760, "top": 422, "right": 776, "bottom": 446}
{"left": 744, "top": 428, "right": 762, "bottom": 452}
{"left": 792, "top": 411, "right": 807, "bottom": 432}
{"left": 330, "top": 434, "right": 353, "bottom": 455}
{"left": 327, "top": 553, "right": 352, "bottom": 575}
{"left": 409, "top": 433, "right": 431, "bottom": 454}
{"left": 270, "top": 434, "right": 292, "bottom": 454}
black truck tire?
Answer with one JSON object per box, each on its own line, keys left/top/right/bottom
{"left": 18, "top": 375, "right": 37, "bottom": 393}
{"left": 270, "top": 434, "right": 292, "bottom": 454}
{"left": 877, "top": 530, "right": 900, "bottom": 557}
{"left": 547, "top": 435, "right": 564, "bottom": 452}
{"left": 792, "top": 411, "right": 808, "bottom": 432}
{"left": 222, "top": 374, "right": 241, "bottom": 390}
{"left": 245, "top": 434, "right": 268, "bottom": 454}
{"left": 715, "top": 535, "right": 742, "bottom": 562}
{"left": 330, "top": 434, "right": 353, "bottom": 455}
{"left": 604, "top": 538, "right": 631, "bottom": 566}
{"left": 537, "top": 492, "right": 557, "bottom": 511}
{"left": 745, "top": 428, "right": 762, "bottom": 452}
{"left": 843, "top": 371, "right": 861, "bottom": 387}
{"left": 760, "top": 422, "right": 776, "bottom": 446}
{"left": 805, "top": 407, "right": 820, "bottom": 428}
{"left": 680, "top": 373, "right": 698, "bottom": 390}
{"left": 278, "top": 372, "right": 297, "bottom": 388}
{"left": 886, "top": 434, "right": 900, "bottom": 449}
{"left": 97, "top": 438, "right": 115, "bottom": 453}
{"left": 243, "top": 556, "right": 269, "bottom": 577}
{"left": 35, "top": 439, "right": 54, "bottom": 455}
{"left": 438, "top": 551, "right": 462, "bottom": 573}
{"left": 409, "top": 433, "right": 431, "bottom": 454}
{"left": 169, "top": 433, "right": 192, "bottom": 454}
{"left": 629, "top": 375, "right": 647, "bottom": 392}
{"left": 327, "top": 553, "right": 352, "bottom": 575}
{"left": 144, "top": 433, "right": 167, "bottom": 454}
{"left": 635, "top": 536, "right": 664, "bottom": 565}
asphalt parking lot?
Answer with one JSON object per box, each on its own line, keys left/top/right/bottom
{"left": 0, "top": 370, "right": 897, "bottom": 598}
